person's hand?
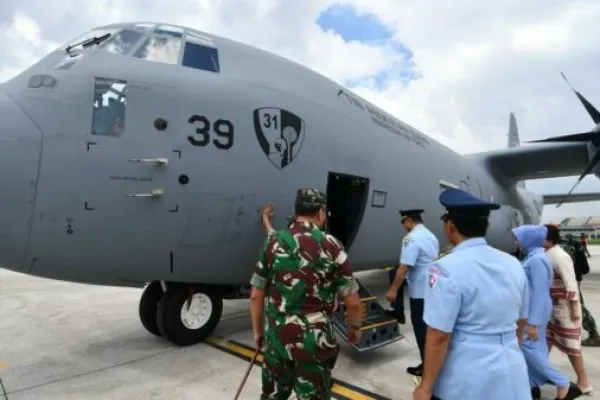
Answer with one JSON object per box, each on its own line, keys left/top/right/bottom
{"left": 261, "top": 202, "right": 275, "bottom": 220}
{"left": 254, "top": 331, "right": 264, "bottom": 349}
{"left": 571, "top": 306, "right": 581, "bottom": 322}
{"left": 385, "top": 288, "right": 397, "bottom": 304}
{"left": 527, "top": 325, "right": 538, "bottom": 341}
{"left": 413, "top": 384, "right": 432, "bottom": 400}
{"left": 347, "top": 326, "right": 361, "bottom": 345}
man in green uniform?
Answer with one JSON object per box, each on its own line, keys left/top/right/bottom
{"left": 561, "top": 234, "right": 600, "bottom": 346}
{"left": 250, "top": 188, "right": 363, "bottom": 400}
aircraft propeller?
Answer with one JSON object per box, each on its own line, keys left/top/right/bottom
{"left": 526, "top": 72, "right": 600, "bottom": 208}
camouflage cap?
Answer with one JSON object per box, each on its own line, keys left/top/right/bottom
{"left": 295, "top": 188, "right": 327, "bottom": 209}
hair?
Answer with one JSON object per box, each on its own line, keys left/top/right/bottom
{"left": 408, "top": 215, "right": 423, "bottom": 223}
{"left": 545, "top": 224, "right": 561, "bottom": 245}
{"left": 409, "top": 215, "right": 423, "bottom": 223}
{"left": 448, "top": 215, "right": 488, "bottom": 238}
{"left": 294, "top": 201, "right": 323, "bottom": 217}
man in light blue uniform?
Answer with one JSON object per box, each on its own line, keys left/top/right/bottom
{"left": 387, "top": 209, "right": 439, "bottom": 378}
{"left": 413, "top": 188, "right": 530, "bottom": 400}
{"left": 513, "top": 225, "right": 582, "bottom": 400}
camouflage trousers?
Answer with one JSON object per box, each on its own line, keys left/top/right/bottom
{"left": 579, "top": 283, "right": 600, "bottom": 341}
{"left": 260, "top": 344, "right": 338, "bottom": 400}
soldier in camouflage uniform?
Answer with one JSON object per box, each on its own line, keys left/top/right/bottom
{"left": 561, "top": 234, "right": 600, "bottom": 346}
{"left": 250, "top": 188, "right": 363, "bottom": 400}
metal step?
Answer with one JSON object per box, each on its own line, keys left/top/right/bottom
{"left": 332, "top": 279, "right": 403, "bottom": 352}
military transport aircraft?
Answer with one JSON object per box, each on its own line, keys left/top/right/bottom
{"left": 2, "top": 21, "right": 600, "bottom": 349}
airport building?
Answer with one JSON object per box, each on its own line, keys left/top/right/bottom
{"left": 559, "top": 216, "right": 600, "bottom": 238}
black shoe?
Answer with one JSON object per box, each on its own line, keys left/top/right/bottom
{"left": 406, "top": 364, "right": 422, "bottom": 377}
{"left": 531, "top": 386, "right": 541, "bottom": 399}
{"left": 385, "top": 310, "right": 406, "bottom": 324}
{"left": 556, "top": 382, "right": 583, "bottom": 400}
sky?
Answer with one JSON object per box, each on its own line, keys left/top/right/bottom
{"left": 1, "top": 0, "right": 599, "bottom": 224}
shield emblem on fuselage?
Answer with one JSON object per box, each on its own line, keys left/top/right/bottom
{"left": 253, "top": 107, "right": 305, "bottom": 170}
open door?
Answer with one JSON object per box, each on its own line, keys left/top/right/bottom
{"left": 325, "top": 172, "right": 370, "bottom": 250}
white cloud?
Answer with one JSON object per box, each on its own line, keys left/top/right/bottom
{"left": 0, "top": 0, "right": 599, "bottom": 221}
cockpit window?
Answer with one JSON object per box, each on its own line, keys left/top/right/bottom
{"left": 134, "top": 23, "right": 156, "bottom": 32}
{"left": 92, "top": 78, "right": 127, "bottom": 137}
{"left": 63, "top": 24, "right": 222, "bottom": 73}
{"left": 102, "top": 29, "right": 144, "bottom": 56}
{"left": 182, "top": 41, "right": 220, "bottom": 73}
{"left": 154, "top": 24, "right": 184, "bottom": 38}
{"left": 133, "top": 35, "right": 182, "bottom": 65}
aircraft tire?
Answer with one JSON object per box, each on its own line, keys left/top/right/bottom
{"left": 156, "top": 284, "right": 223, "bottom": 346}
{"left": 138, "top": 281, "right": 163, "bottom": 337}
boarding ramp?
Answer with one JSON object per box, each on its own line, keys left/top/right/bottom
{"left": 333, "top": 279, "right": 403, "bottom": 352}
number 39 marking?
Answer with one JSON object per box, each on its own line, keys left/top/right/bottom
{"left": 187, "top": 115, "right": 234, "bottom": 150}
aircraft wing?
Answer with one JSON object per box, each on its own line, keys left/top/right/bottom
{"left": 468, "top": 142, "right": 590, "bottom": 181}
{"left": 543, "top": 192, "right": 600, "bottom": 204}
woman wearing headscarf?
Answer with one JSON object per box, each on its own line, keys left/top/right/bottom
{"left": 513, "top": 225, "right": 582, "bottom": 400}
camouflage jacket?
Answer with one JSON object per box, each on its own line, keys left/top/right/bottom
{"left": 559, "top": 240, "right": 589, "bottom": 281}
{"left": 250, "top": 221, "right": 359, "bottom": 360}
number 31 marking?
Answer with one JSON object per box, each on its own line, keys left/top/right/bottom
{"left": 263, "top": 113, "right": 278, "bottom": 129}
{"left": 187, "top": 115, "right": 234, "bottom": 150}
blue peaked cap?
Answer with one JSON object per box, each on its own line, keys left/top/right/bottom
{"left": 439, "top": 188, "right": 500, "bottom": 217}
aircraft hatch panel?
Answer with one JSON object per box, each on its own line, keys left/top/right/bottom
{"left": 332, "top": 280, "right": 403, "bottom": 351}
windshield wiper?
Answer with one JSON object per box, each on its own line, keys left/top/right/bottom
{"left": 65, "top": 33, "right": 111, "bottom": 56}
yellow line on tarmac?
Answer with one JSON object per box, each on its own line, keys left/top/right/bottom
{"left": 0, "top": 362, "right": 8, "bottom": 370}
{"left": 205, "top": 336, "right": 390, "bottom": 400}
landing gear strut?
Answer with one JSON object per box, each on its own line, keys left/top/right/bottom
{"left": 138, "top": 281, "right": 223, "bottom": 346}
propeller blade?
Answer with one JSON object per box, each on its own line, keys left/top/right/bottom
{"left": 527, "top": 132, "right": 595, "bottom": 144}
{"left": 556, "top": 149, "right": 600, "bottom": 207}
{"left": 556, "top": 180, "right": 582, "bottom": 208}
{"left": 561, "top": 72, "right": 600, "bottom": 125}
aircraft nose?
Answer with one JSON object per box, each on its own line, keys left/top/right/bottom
{"left": 0, "top": 92, "right": 42, "bottom": 271}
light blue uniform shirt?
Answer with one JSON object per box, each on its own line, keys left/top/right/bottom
{"left": 423, "top": 237, "right": 530, "bottom": 399}
{"left": 523, "top": 247, "right": 554, "bottom": 327}
{"left": 400, "top": 224, "right": 439, "bottom": 299}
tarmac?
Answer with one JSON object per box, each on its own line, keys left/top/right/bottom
{"left": 2, "top": 248, "right": 600, "bottom": 399}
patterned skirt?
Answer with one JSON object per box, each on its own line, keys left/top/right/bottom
{"left": 547, "top": 283, "right": 582, "bottom": 356}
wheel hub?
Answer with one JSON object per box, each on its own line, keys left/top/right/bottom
{"left": 180, "top": 293, "right": 212, "bottom": 329}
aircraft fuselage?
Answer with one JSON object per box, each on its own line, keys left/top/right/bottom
{"left": 0, "top": 28, "right": 542, "bottom": 290}
{"left": 0, "top": 21, "right": 550, "bottom": 347}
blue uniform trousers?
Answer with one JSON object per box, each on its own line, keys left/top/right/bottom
{"left": 521, "top": 324, "right": 569, "bottom": 388}
{"left": 388, "top": 267, "right": 405, "bottom": 314}
{"left": 410, "top": 298, "right": 426, "bottom": 362}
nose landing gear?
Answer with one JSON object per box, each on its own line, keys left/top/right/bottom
{"left": 138, "top": 281, "right": 223, "bottom": 346}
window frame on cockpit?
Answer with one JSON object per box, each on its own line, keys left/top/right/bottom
{"left": 182, "top": 40, "right": 220, "bottom": 73}
{"left": 98, "top": 28, "right": 147, "bottom": 57}
{"left": 62, "top": 24, "right": 222, "bottom": 74}
{"left": 131, "top": 31, "right": 186, "bottom": 66}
